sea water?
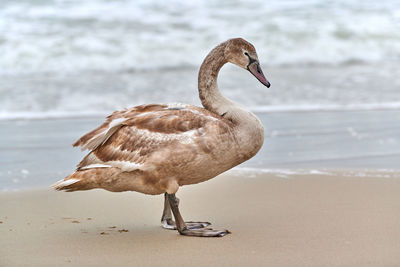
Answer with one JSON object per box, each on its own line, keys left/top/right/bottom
{"left": 1, "top": 111, "right": 400, "bottom": 191}
{"left": 0, "top": 0, "right": 399, "bottom": 118}
{"left": 1, "top": 0, "right": 400, "bottom": 190}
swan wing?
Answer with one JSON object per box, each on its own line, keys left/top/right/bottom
{"left": 73, "top": 104, "right": 233, "bottom": 171}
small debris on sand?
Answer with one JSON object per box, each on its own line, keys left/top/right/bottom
{"left": 71, "top": 220, "right": 80, "bottom": 223}
{"left": 108, "top": 226, "right": 116, "bottom": 229}
{"left": 87, "top": 218, "right": 92, "bottom": 221}
{"left": 100, "top": 232, "right": 109, "bottom": 235}
{"left": 0, "top": 221, "right": 3, "bottom": 224}
{"left": 118, "top": 229, "right": 129, "bottom": 233}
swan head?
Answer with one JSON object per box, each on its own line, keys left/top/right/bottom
{"left": 224, "top": 38, "right": 270, "bottom": 88}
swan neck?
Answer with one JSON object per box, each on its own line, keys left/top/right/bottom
{"left": 198, "top": 43, "right": 229, "bottom": 114}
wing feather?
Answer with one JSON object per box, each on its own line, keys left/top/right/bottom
{"left": 74, "top": 104, "right": 232, "bottom": 171}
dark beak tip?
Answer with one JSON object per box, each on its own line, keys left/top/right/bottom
{"left": 248, "top": 62, "right": 270, "bottom": 88}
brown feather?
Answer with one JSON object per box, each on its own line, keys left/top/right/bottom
{"left": 55, "top": 38, "right": 265, "bottom": 195}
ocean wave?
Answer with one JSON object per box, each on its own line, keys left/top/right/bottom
{"left": 2, "top": 102, "right": 400, "bottom": 120}
{"left": 1, "top": 0, "right": 399, "bottom": 119}
{"left": 0, "top": 111, "right": 107, "bottom": 121}
{"left": 0, "top": 0, "right": 399, "bottom": 74}
{"left": 228, "top": 167, "right": 400, "bottom": 179}
{"left": 250, "top": 102, "right": 400, "bottom": 113}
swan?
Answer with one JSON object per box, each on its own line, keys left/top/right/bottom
{"left": 53, "top": 38, "right": 270, "bottom": 237}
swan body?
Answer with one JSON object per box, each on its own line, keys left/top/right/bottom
{"left": 53, "top": 38, "right": 270, "bottom": 237}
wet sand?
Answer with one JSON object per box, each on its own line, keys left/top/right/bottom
{"left": 1, "top": 172, "right": 400, "bottom": 266}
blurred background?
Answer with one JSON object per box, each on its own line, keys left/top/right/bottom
{"left": 1, "top": 0, "right": 400, "bottom": 190}
{"left": 0, "top": 0, "right": 399, "bottom": 118}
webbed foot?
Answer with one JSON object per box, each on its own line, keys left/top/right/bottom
{"left": 161, "top": 218, "right": 211, "bottom": 230}
{"left": 179, "top": 228, "right": 231, "bottom": 237}
{"left": 165, "top": 193, "right": 231, "bottom": 238}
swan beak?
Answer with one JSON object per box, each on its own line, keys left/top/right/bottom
{"left": 247, "top": 62, "right": 270, "bottom": 88}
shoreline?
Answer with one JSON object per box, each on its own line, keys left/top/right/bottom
{"left": 2, "top": 109, "right": 400, "bottom": 191}
{"left": 2, "top": 105, "right": 400, "bottom": 121}
{"left": 2, "top": 168, "right": 400, "bottom": 193}
{"left": 1, "top": 173, "right": 400, "bottom": 266}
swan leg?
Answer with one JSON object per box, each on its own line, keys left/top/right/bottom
{"left": 161, "top": 193, "right": 176, "bottom": 229}
{"left": 166, "top": 193, "right": 230, "bottom": 237}
{"left": 161, "top": 193, "right": 211, "bottom": 230}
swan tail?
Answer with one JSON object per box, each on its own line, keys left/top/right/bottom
{"left": 52, "top": 167, "right": 119, "bottom": 192}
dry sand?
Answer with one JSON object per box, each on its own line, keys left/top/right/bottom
{"left": 1, "top": 172, "right": 400, "bottom": 266}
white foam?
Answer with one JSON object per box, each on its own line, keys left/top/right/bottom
{"left": 1, "top": 0, "right": 399, "bottom": 120}
{"left": 0, "top": 0, "right": 399, "bottom": 75}
{"left": 229, "top": 167, "right": 400, "bottom": 179}
{"left": 249, "top": 102, "right": 400, "bottom": 113}
{"left": 0, "top": 111, "right": 108, "bottom": 121}
{"left": 2, "top": 102, "right": 400, "bottom": 120}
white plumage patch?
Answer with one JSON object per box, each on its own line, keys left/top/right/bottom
{"left": 166, "top": 103, "right": 187, "bottom": 109}
{"left": 107, "top": 161, "right": 143, "bottom": 172}
{"left": 81, "top": 117, "right": 127, "bottom": 151}
{"left": 80, "top": 163, "right": 112, "bottom": 170}
{"left": 53, "top": 178, "right": 80, "bottom": 189}
{"left": 108, "top": 117, "right": 127, "bottom": 129}
{"left": 131, "top": 127, "right": 199, "bottom": 146}
{"left": 186, "top": 107, "right": 219, "bottom": 121}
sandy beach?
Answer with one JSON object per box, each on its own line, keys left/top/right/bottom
{"left": 1, "top": 172, "right": 399, "bottom": 266}
{"left": 1, "top": 1, "right": 400, "bottom": 266}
